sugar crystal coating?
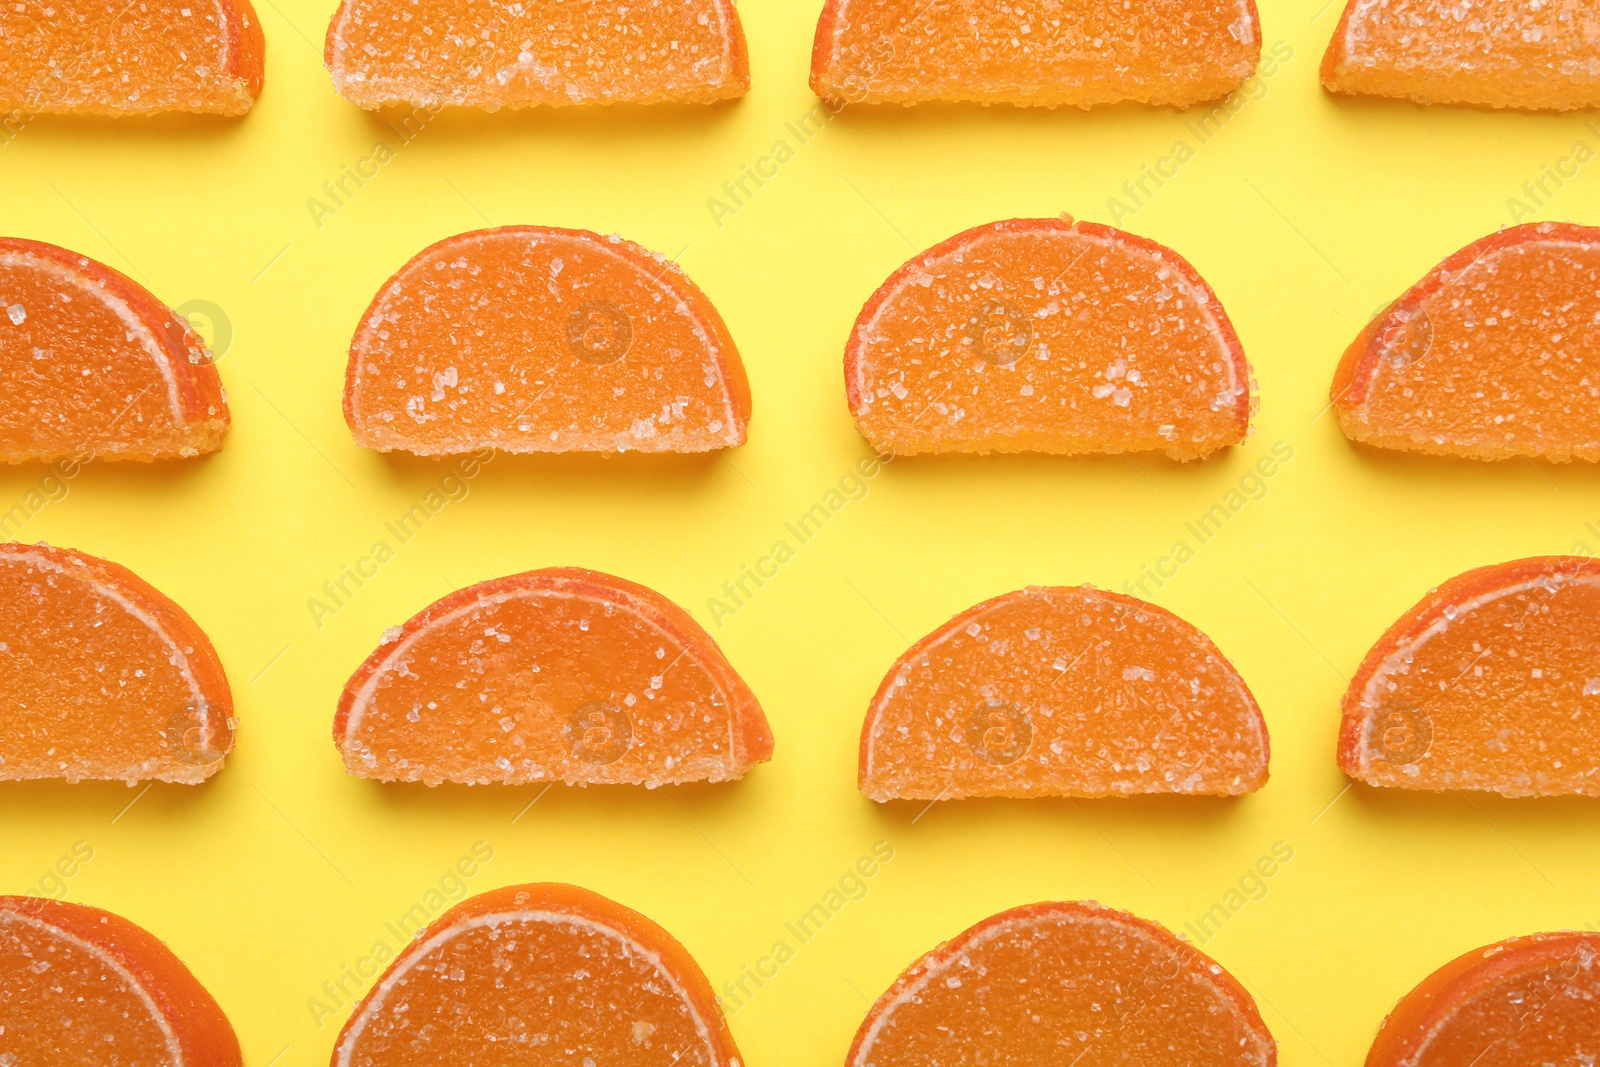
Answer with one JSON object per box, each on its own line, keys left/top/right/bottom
{"left": 0, "top": 896, "right": 241, "bottom": 1066}
{"left": 0, "top": 543, "right": 233, "bottom": 785}
{"left": 860, "top": 585, "right": 1269, "bottom": 800}
{"left": 0, "top": 0, "right": 263, "bottom": 115}
{"left": 325, "top": 0, "right": 748, "bottom": 109}
{"left": 846, "top": 219, "right": 1252, "bottom": 460}
{"left": 848, "top": 901, "right": 1276, "bottom": 1067}
{"left": 1366, "top": 932, "right": 1600, "bottom": 1067}
{"left": 0, "top": 238, "right": 229, "bottom": 464}
{"left": 333, "top": 884, "right": 742, "bottom": 1067}
{"left": 812, "top": 0, "right": 1261, "bottom": 108}
{"left": 335, "top": 567, "right": 772, "bottom": 786}
{"left": 1341, "top": 556, "right": 1600, "bottom": 796}
{"left": 1333, "top": 223, "right": 1600, "bottom": 462}
{"left": 343, "top": 227, "right": 750, "bottom": 456}
{"left": 1322, "top": 0, "right": 1600, "bottom": 110}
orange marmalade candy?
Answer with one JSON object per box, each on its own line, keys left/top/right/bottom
{"left": 332, "top": 883, "right": 742, "bottom": 1067}
{"left": 343, "top": 227, "right": 751, "bottom": 455}
{"left": 0, "top": 896, "right": 241, "bottom": 1066}
{"left": 335, "top": 567, "right": 773, "bottom": 786}
{"left": 325, "top": 0, "right": 748, "bottom": 109}
{"left": 848, "top": 900, "right": 1277, "bottom": 1067}
{"left": 1333, "top": 223, "right": 1600, "bottom": 462}
{"left": 1366, "top": 932, "right": 1600, "bottom": 1067}
{"left": 1340, "top": 557, "right": 1600, "bottom": 797}
{"left": 860, "top": 585, "right": 1269, "bottom": 800}
{"left": 1322, "top": 0, "right": 1600, "bottom": 110}
{"left": 812, "top": 0, "right": 1261, "bottom": 108}
{"left": 846, "top": 219, "right": 1252, "bottom": 460}
{"left": 0, "top": 238, "right": 229, "bottom": 463}
{"left": 0, "top": 0, "right": 263, "bottom": 116}
{"left": 0, "top": 543, "right": 233, "bottom": 783}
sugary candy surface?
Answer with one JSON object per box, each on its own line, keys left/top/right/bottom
{"left": 860, "top": 585, "right": 1269, "bottom": 800}
{"left": 1333, "top": 223, "right": 1600, "bottom": 462}
{"left": 336, "top": 568, "right": 772, "bottom": 786}
{"left": 848, "top": 901, "right": 1277, "bottom": 1067}
{"left": 846, "top": 219, "right": 1252, "bottom": 460}
{"left": 0, "top": 239, "right": 228, "bottom": 464}
{"left": 1367, "top": 933, "right": 1600, "bottom": 1067}
{"left": 1322, "top": 0, "right": 1600, "bottom": 110}
{"left": 0, "top": 0, "right": 263, "bottom": 115}
{"left": 325, "top": 0, "right": 748, "bottom": 109}
{"left": 343, "top": 227, "right": 750, "bottom": 455}
{"left": 0, "top": 896, "right": 241, "bottom": 1067}
{"left": 1341, "top": 556, "right": 1600, "bottom": 796}
{"left": 0, "top": 543, "right": 233, "bottom": 784}
{"left": 811, "top": 0, "right": 1261, "bottom": 108}
{"left": 333, "top": 884, "right": 742, "bottom": 1067}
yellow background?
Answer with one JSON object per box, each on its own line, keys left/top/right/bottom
{"left": 4, "top": 1, "right": 1600, "bottom": 1064}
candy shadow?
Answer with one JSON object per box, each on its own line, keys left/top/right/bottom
{"left": 352, "top": 773, "right": 763, "bottom": 829}
{"left": 0, "top": 777, "right": 221, "bottom": 827}
{"left": 866, "top": 790, "right": 1253, "bottom": 834}
{"left": 823, "top": 97, "right": 1192, "bottom": 139}
{"left": 8, "top": 111, "right": 253, "bottom": 149}
{"left": 370, "top": 447, "right": 726, "bottom": 500}
{"left": 1335, "top": 436, "right": 1600, "bottom": 495}
{"left": 356, "top": 97, "right": 746, "bottom": 148}
{"left": 1346, "top": 783, "right": 1600, "bottom": 827}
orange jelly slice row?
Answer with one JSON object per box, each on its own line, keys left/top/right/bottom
{"left": 848, "top": 900, "right": 1276, "bottom": 1067}
{"left": 846, "top": 218, "right": 1252, "bottom": 460}
{"left": 0, "top": 0, "right": 263, "bottom": 115}
{"left": 1322, "top": 0, "right": 1600, "bottom": 111}
{"left": 1332, "top": 223, "right": 1600, "bottom": 463}
{"left": 333, "top": 883, "right": 742, "bottom": 1067}
{"left": 812, "top": 0, "right": 1261, "bottom": 108}
{"left": 343, "top": 226, "right": 751, "bottom": 456}
{"left": 860, "top": 585, "right": 1269, "bottom": 800}
{"left": 1340, "top": 556, "right": 1600, "bottom": 797}
{"left": 1366, "top": 932, "right": 1600, "bottom": 1067}
{"left": 0, "top": 896, "right": 241, "bottom": 1067}
{"left": 335, "top": 567, "right": 773, "bottom": 786}
{"left": 0, "top": 543, "right": 233, "bottom": 784}
{"left": 324, "top": 0, "right": 749, "bottom": 109}
{"left": 0, "top": 238, "right": 229, "bottom": 464}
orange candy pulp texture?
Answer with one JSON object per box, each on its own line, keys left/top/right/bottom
{"left": 0, "top": 543, "right": 233, "bottom": 784}
{"left": 0, "top": 238, "right": 230, "bottom": 464}
{"left": 335, "top": 567, "right": 772, "bottom": 786}
{"left": 811, "top": 0, "right": 1261, "bottom": 108}
{"left": 846, "top": 219, "right": 1252, "bottom": 460}
{"left": 848, "top": 900, "right": 1276, "bottom": 1067}
{"left": 324, "top": 0, "right": 748, "bottom": 109}
{"left": 333, "top": 883, "right": 742, "bottom": 1067}
{"left": 1340, "top": 556, "right": 1600, "bottom": 797}
{"left": 860, "top": 585, "right": 1269, "bottom": 800}
{"left": 1366, "top": 932, "right": 1600, "bottom": 1067}
{"left": 1332, "top": 223, "right": 1600, "bottom": 462}
{"left": 0, "top": 0, "right": 263, "bottom": 115}
{"left": 0, "top": 896, "right": 241, "bottom": 1066}
{"left": 1322, "top": 0, "right": 1600, "bottom": 110}
{"left": 344, "top": 227, "right": 751, "bottom": 455}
